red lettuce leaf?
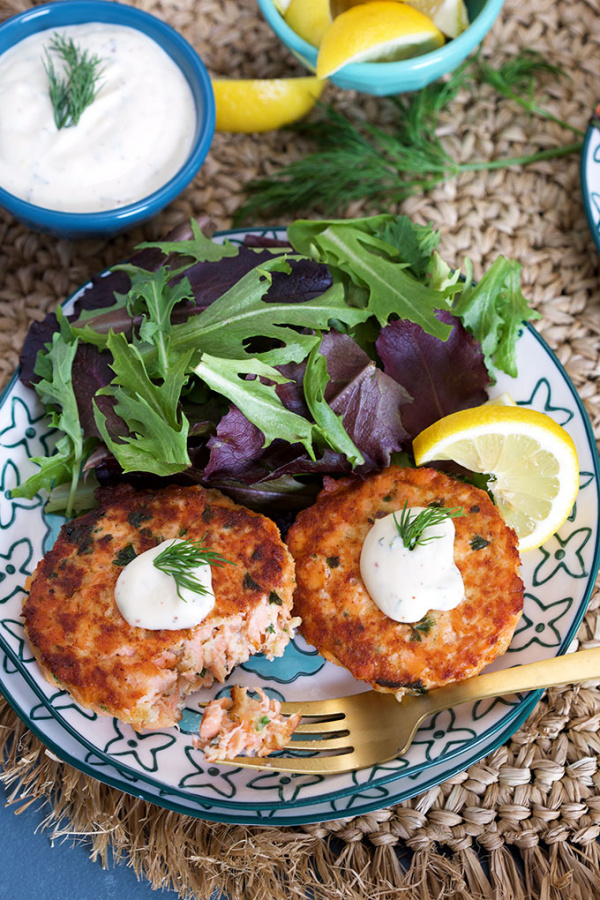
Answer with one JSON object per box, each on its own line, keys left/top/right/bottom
{"left": 71, "top": 343, "right": 126, "bottom": 440}
{"left": 376, "top": 309, "right": 490, "bottom": 439}
{"left": 204, "top": 332, "right": 411, "bottom": 485}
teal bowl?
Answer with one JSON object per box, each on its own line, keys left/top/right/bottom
{"left": 257, "top": 0, "right": 505, "bottom": 96}
{"left": 0, "top": 0, "right": 215, "bottom": 239}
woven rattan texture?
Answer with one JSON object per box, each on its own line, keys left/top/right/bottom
{"left": 1, "top": 0, "right": 600, "bottom": 896}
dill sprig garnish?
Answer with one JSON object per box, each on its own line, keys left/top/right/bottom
{"left": 43, "top": 33, "right": 104, "bottom": 130}
{"left": 392, "top": 503, "right": 465, "bottom": 552}
{"left": 153, "top": 537, "right": 234, "bottom": 601}
{"left": 234, "top": 50, "right": 584, "bottom": 223}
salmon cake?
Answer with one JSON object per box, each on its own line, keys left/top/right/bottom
{"left": 23, "top": 483, "right": 299, "bottom": 730}
{"left": 286, "top": 466, "right": 523, "bottom": 695}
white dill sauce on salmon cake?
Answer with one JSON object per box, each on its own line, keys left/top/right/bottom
{"left": 286, "top": 466, "right": 524, "bottom": 696}
{"left": 23, "top": 483, "right": 298, "bottom": 730}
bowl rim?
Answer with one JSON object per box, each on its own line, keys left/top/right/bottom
{"left": 0, "top": 0, "right": 215, "bottom": 229}
{"left": 257, "top": 0, "right": 505, "bottom": 79}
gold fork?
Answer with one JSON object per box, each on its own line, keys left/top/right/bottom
{"left": 213, "top": 646, "right": 600, "bottom": 774}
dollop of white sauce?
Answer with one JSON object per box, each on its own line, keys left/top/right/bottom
{"left": 0, "top": 23, "right": 196, "bottom": 212}
{"left": 360, "top": 508, "right": 465, "bottom": 623}
{"left": 115, "top": 539, "right": 215, "bottom": 630}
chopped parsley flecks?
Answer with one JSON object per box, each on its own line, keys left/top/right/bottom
{"left": 112, "top": 544, "right": 137, "bottom": 567}
{"left": 127, "top": 510, "right": 152, "bottom": 529}
{"left": 243, "top": 572, "right": 262, "bottom": 592}
{"left": 408, "top": 614, "right": 435, "bottom": 642}
{"left": 470, "top": 535, "right": 490, "bottom": 551}
{"left": 268, "top": 591, "right": 283, "bottom": 606}
{"left": 326, "top": 556, "right": 340, "bottom": 568}
{"left": 256, "top": 715, "right": 271, "bottom": 731}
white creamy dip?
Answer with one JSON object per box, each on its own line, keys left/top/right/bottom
{"left": 115, "top": 539, "right": 215, "bottom": 630}
{"left": 360, "top": 508, "right": 465, "bottom": 623}
{"left": 0, "top": 23, "right": 196, "bottom": 212}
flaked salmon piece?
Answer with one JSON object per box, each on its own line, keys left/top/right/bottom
{"left": 195, "top": 686, "right": 301, "bottom": 760}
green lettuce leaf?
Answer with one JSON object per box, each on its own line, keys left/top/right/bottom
{"left": 287, "top": 217, "right": 453, "bottom": 340}
{"left": 164, "top": 255, "right": 367, "bottom": 367}
{"left": 117, "top": 266, "right": 195, "bottom": 379}
{"left": 136, "top": 218, "right": 240, "bottom": 265}
{"left": 194, "top": 353, "right": 316, "bottom": 458}
{"left": 452, "top": 257, "right": 541, "bottom": 378}
{"left": 304, "top": 340, "right": 364, "bottom": 466}
{"left": 11, "top": 311, "right": 92, "bottom": 515}
{"left": 94, "top": 332, "right": 192, "bottom": 475}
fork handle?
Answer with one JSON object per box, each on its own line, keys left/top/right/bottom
{"left": 419, "top": 645, "right": 600, "bottom": 718}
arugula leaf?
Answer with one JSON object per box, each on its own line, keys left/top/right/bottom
{"left": 161, "top": 255, "right": 367, "bottom": 367}
{"left": 136, "top": 218, "right": 240, "bottom": 265}
{"left": 304, "top": 339, "right": 364, "bottom": 466}
{"left": 116, "top": 266, "right": 195, "bottom": 379}
{"left": 452, "top": 257, "right": 541, "bottom": 378}
{"left": 288, "top": 218, "right": 453, "bottom": 340}
{"left": 11, "top": 311, "right": 92, "bottom": 515}
{"left": 94, "top": 332, "right": 192, "bottom": 475}
{"left": 194, "top": 353, "right": 317, "bottom": 458}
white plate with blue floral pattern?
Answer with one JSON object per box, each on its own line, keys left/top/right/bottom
{"left": 581, "top": 108, "right": 600, "bottom": 256}
{"left": 0, "top": 227, "right": 598, "bottom": 825}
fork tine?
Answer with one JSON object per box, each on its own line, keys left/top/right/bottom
{"left": 287, "top": 736, "right": 351, "bottom": 751}
{"left": 215, "top": 753, "right": 356, "bottom": 773}
{"left": 278, "top": 698, "right": 351, "bottom": 716}
{"left": 292, "top": 720, "right": 348, "bottom": 735}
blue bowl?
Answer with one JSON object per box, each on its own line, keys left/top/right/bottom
{"left": 0, "top": 0, "right": 215, "bottom": 239}
{"left": 258, "top": 0, "right": 505, "bottom": 96}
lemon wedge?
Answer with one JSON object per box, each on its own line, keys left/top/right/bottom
{"left": 316, "top": 1, "right": 445, "bottom": 79}
{"left": 284, "top": 0, "right": 333, "bottom": 46}
{"left": 405, "top": 0, "right": 469, "bottom": 38}
{"left": 212, "top": 77, "right": 324, "bottom": 133}
{"left": 413, "top": 405, "right": 580, "bottom": 552}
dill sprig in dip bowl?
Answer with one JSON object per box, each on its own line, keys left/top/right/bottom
{"left": 0, "top": 0, "right": 215, "bottom": 239}
{"left": 258, "top": 0, "right": 505, "bottom": 96}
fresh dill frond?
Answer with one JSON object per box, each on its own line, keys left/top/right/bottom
{"left": 235, "top": 51, "right": 582, "bottom": 223}
{"left": 153, "top": 537, "right": 234, "bottom": 601}
{"left": 43, "top": 33, "right": 104, "bottom": 130}
{"left": 475, "top": 50, "right": 585, "bottom": 138}
{"left": 392, "top": 503, "right": 465, "bottom": 552}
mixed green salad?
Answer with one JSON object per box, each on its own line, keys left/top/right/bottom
{"left": 15, "top": 214, "right": 539, "bottom": 518}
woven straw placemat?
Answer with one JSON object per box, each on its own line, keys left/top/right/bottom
{"left": 1, "top": 0, "right": 600, "bottom": 896}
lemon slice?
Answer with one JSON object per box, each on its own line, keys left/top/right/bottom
{"left": 212, "top": 78, "right": 324, "bottom": 133}
{"left": 316, "top": 1, "right": 445, "bottom": 79}
{"left": 484, "top": 392, "right": 517, "bottom": 407}
{"left": 413, "top": 405, "right": 580, "bottom": 552}
{"left": 284, "top": 0, "right": 333, "bottom": 46}
{"left": 405, "top": 0, "right": 469, "bottom": 37}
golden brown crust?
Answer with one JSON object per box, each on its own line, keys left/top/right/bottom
{"left": 286, "top": 466, "right": 524, "bottom": 694}
{"left": 23, "top": 483, "right": 297, "bottom": 729}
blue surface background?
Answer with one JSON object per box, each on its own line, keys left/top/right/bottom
{"left": 0, "top": 784, "right": 184, "bottom": 900}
